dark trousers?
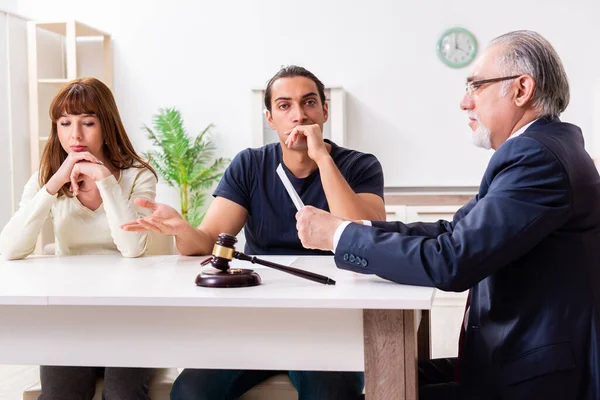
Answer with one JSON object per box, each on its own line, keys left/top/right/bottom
{"left": 418, "top": 358, "right": 459, "bottom": 400}
{"left": 358, "top": 358, "right": 459, "bottom": 400}
{"left": 38, "top": 366, "right": 153, "bottom": 400}
{"left": 170, "top": 369, "right": 364, "bottom": 400}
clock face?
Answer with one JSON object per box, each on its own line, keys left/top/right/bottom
{"left": 437, "top": 28, "right": 478, "bottom": 68}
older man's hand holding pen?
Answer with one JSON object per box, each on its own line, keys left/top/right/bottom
{"left": 295, "top": 206, "right": 351, "bottom": 252}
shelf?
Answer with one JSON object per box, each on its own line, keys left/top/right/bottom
{"left": 29, "top": 19, "right": 112, "bottom": 176}
{"left": 38, "top": 79, "right": 69, "bottom": 85}
{"left": 34, "top": 21, "right": 110, "bottom": 37}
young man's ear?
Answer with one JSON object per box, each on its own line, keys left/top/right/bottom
{"left": 514, "top": 75, "right": 536, "bottom": 107}
{"left": 265, "top": 109, "right": 276, "bottom": 130}
{"left": 323, "top": 101, "right": 329, "bottom": 123}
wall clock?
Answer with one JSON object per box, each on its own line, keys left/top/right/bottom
{"left": 437, "top": 27, "right": 477, "bottom": 68}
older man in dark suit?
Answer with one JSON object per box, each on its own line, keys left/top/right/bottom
{"left": 296, "top": 30, "right": 600, "bottom": 400}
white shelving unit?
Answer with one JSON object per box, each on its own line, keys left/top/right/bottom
{"left": 27, "top": 20, "right": 112, "bottom": 253}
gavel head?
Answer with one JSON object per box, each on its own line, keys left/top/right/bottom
{"left": 209, "top": 233, "right": 238, "bottom": 271}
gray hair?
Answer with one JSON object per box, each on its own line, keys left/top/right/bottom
{"left": 490, "top": 30, "right": 569, "bottom": 118}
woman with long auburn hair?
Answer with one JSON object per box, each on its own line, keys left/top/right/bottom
{"left": 0, "top": 77, "right": 157, "bottom": 399}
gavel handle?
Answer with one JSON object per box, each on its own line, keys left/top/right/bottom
{"left": 234, "top": 252, "right": 336, "bottom": 285}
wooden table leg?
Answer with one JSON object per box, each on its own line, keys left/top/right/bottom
{"left": 418, "top": 309, "right": 432, "bottom": 360}
{"left": 364, "top": 309, "right": 419, "bottom": 400}
{"left": 404, "top": 310, "right": 418, "bottom": 400}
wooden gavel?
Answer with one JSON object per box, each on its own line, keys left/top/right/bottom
{"left": 201, "top": 233, "right": 336, "bottom": 285}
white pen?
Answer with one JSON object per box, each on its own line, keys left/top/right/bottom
{"left": 276, "top": 163, "right": 305, "bottom": 211}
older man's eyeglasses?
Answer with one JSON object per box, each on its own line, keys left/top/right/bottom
{"left": 465, "top": 75, "right": 521, "bottom": 95}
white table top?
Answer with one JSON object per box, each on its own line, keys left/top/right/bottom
{"left": 0, "top": 255, "right": 435, "bottom": 310}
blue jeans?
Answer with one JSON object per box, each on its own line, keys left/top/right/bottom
{"left": 170, "top": 369, "right": 364, "bottom": 400}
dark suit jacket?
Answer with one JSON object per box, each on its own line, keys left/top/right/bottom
{"left": 336, "top": 118, "right": 600, "bottom": 399}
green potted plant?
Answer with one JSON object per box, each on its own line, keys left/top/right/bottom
{"left": 144, "top": 107, "right": 229, "bottom": 227}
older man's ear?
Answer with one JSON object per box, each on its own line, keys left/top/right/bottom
{"left": 514, "top": 75, "right": 536, "bottom": 107}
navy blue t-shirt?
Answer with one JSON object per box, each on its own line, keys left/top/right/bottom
{"left": 213, "top": 139, "right": 384, "bottom": 255}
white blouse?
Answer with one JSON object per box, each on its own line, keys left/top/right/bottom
{"left": 0, "top": 167, "right": 157, "bottom": 259}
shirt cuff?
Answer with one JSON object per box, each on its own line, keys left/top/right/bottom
{"left": 332, "top": 220, "right": 372, "bottom": 252}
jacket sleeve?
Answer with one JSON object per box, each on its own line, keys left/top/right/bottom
{"left": 335, "top": 138, "right": 571, "bottom": 291}
{"left": 96, "top": 168, "right": 157, "bottom": 258}
{"left": 370, "top": 197, "right": 477, "bottom": 237}
{"left": 0, "top": 173, "right": 58, "bottom": 260}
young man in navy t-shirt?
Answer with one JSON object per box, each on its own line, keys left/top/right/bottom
{"left": 122, "top": 65, "right": 385, "bottom": 400}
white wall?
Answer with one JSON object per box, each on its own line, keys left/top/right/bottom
{"left": 16, "top": 0, "right": 600, "bottom": 188}
{"left": 0, "top": 13, "right": 11, "bottom": 227}
{"left": 0, "top": 11, "right": 30, "bottom": 230}
{"left": 0, "top": 0, "right": 18, "bottom": 13}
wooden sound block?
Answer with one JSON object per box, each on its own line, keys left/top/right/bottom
{"left": 195, "top": 268, "right": 262, "bottom": 288}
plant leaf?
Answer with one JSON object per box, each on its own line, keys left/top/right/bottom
{"left": 143, "top": 108, "right": 230, "bottom": 221}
